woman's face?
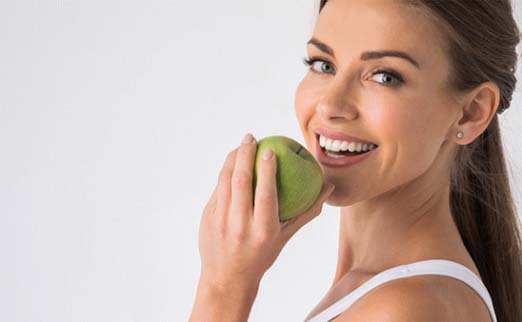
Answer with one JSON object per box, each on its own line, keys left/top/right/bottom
{"left": 295, "top": 0, "right": 460, "bottom": 206}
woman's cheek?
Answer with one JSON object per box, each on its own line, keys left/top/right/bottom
{"left": 294, "top": 80, "right": 315, "bottom": 150}
{"left": 370, "top": 106, "right": 403, "bottom": 142}
{"left": 295, "top": 79, "right": 321, "bottom": 119}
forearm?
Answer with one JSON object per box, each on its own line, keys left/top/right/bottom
{"left": 188, "top": 277, "right": 260, "bottom": 322}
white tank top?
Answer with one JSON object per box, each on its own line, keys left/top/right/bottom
{"left": 305, "top": 259, "right": 497, "bottom": 322}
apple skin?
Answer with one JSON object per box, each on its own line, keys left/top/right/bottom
{"left": 252, "top": 135, "right": 324, "bottom": 222}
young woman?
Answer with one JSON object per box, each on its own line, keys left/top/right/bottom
{"left": 189, "top": 1, "right": 522, "bottom": 321}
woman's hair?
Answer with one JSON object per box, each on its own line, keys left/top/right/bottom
{"left": 317, "top": 0, "right": 522, "bottom": 321}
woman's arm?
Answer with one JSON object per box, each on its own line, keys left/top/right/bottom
{"left": 188, "top": 276, "right": 260, "bottom": 322}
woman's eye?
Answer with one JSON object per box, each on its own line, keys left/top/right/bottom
{"left": 370, "top": 70, "right": 404, "bottom": 87}
{"left": 303, "top": 57, "right": 404, "bottom": 87}
{"left": 302, "top": 57, "right": 335, "bottom": 74}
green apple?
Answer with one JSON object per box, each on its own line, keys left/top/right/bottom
{"left": 252, "top": 135, "right": 324, "bottom": 222}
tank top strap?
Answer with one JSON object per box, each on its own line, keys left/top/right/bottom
{"left": 305, "top": 259, "right": 497, "bottom": 322}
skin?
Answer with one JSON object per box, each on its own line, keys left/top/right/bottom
{"left": 295, "top": 0, "right": 500, "bottom": 319}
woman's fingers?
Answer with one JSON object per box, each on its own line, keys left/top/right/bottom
{"left": 253, "top": 148, "right": 279, "bottom": 232}
{"left": 215, "top": 148, "right": 238, "bottom": 228}
{"left": 229, "top": 133, "right": 257, "bottom": 232}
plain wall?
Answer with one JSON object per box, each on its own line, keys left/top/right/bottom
{"left": 1, "top": 1, "right": 521, "bottom": 321}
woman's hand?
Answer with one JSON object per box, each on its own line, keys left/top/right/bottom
{"left": 197, "top": 133, "right": 335, "bottom": 292}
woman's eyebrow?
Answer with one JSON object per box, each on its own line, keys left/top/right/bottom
{"left": 306, "top": 37, "right": 421, "bottom": 69}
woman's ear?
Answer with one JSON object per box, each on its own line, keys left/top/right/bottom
{"left": 449, "top": 81, "right": 501, "bottom": 145}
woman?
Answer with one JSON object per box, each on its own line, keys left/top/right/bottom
{"left": 189, "top": 1, "right": 522, "bottom": 321}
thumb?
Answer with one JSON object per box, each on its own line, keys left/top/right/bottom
{"left": 281, "top": 182, "right": 335, "bottom": 240}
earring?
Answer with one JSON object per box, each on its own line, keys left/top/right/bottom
{"left": 456, "top": 131, "right": 464, "bottom": 139}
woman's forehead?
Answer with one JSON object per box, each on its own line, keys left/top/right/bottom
{"left": 313, "top": 0, "right": 447, "bottom": 71}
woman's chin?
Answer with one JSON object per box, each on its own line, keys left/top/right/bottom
{"left": 324, "top": 191, "right": 355, "bottom": 207}
{"left": 324, "top": 194, "right": 342, "bottom": 207}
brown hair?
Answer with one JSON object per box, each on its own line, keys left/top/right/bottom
{"left": 317, "top": 0, "right": 522, "bottom": 321}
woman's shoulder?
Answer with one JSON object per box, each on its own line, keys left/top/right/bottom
{"left": 329, "top": 274, "right": 492, "bottom": 322}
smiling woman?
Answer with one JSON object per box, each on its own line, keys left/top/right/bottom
{"left": 188, "top": 1, "right": 522, "bottom": 322}
{"left": 293, "top": 0, "right": 522, "bottom": 322}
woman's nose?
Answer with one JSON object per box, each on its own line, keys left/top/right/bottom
{"left": 316, "top": 81, "right": 359, "bottom": 121}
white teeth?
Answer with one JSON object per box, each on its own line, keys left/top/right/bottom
{"left": 319, "top": 135, "right": 377, "bottom": 152}
{"left": 332, "top": 140, "right": 342, "bottom": 152}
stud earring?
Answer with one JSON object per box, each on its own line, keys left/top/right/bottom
{"left": 456, "top": 131, "right": 464, "bottom": 139}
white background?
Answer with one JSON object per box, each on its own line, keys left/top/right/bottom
{"left": 1, "top": 1, "right": 521, "bottom": 321}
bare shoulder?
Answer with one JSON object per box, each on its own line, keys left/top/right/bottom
{"left": 331, "top": 275, "right": 492, "bottom": 322}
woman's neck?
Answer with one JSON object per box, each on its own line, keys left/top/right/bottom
{"left": 332, "top": 181, "right": 468, "bottom": 285}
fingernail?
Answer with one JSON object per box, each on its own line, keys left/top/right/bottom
{"left": 262, "top": 149, "right": 273, "bottom": 160}
{"left": 242, "top": 133, "right": 254, "bottom": 144}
